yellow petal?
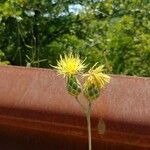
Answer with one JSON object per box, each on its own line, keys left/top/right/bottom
{"left": 54, "top": 53, "right": 86, "bottom": 77}
{"left": 83, "top": 64, "right": 110, "bottom": 89}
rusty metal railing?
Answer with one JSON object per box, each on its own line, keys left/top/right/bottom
{"left": 0, "top": 65, "right": 150, "bottom": 150}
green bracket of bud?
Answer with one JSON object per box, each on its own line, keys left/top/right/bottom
{"left": 67, "top": 75, "right": 81, "bottom": 96}
{"left": 83, "top": 84, "right": 100, "bottom": 101}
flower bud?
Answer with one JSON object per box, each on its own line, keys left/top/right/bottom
{"left": 83, "top": 83, "right": 100, "bottom": 101}
{"left": 67, "top": 75, "right": 81, "bottom": 96}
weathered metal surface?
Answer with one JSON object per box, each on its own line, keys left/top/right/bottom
{"left": 0, "top": 65, "right": 150, "bottom": 150}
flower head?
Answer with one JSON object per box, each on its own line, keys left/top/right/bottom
{"left": 83, "top": 63, "right": 110, "bottom": 89}
{"left": 83, "top": 64, "right": 110, "bottom": 101}
{"left": 54, "top": 53, "right": 86, "bottom": 77}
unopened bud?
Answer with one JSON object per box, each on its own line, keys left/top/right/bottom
{"left": 67, "top": 75, "right": 81, "bottom": 96}
{"left": 83, "top": 83, "right": 100, "bottom": 101}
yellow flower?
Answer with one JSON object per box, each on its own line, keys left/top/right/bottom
{"left": 54, "top": 53, "right": 86, "bottom": 77}
{"left": 83, "top": 63, "right": 110, "bottom": 89}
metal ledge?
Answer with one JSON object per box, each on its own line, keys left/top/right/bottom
{"left": 0, "top": 65, "right": 150, "bottom": 150}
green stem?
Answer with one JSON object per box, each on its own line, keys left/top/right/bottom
{"left": 75, "top": 96, "right": 87, "bottom": 114}
{"left": 75, "top": 97, "right": 92, "bottom": 150}
{"left": 86, "top": 101, "right": 92, "bottom": 150}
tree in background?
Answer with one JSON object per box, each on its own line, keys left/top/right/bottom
{"left": 0, "top": 0, "right": 150, "bottom": 76}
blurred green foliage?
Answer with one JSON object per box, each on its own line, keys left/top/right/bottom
{"left": 0, "top": 0, "right": 150, "bottom": 76}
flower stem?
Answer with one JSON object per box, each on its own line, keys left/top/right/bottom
{"left": 86, "top": 101, "right": 92, "bottom": 150}
{"left": 75, "top": 96, "right": 87, "bottom": 114}
{"left": 75, "top": 97, "right": 92, "bottom": 150}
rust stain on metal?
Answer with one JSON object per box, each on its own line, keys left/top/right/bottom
{"left": 0, "top": 65, "right": 150, "bottom": 149}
